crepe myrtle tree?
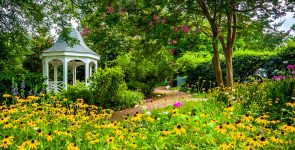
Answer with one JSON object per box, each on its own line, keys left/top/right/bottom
{"left": 196, "top": 0, "right": 295, "bottom": 89}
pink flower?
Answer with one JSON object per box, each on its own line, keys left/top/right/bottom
{"left": 181, "top": 25, "right": 189, "bottom": 33}
{"left": 172, "top": 40, "right": 177, "bottom": 44}
{"left": 272, "top": 76, "right": 279, "bottom": 80}
{"left": 161, "top": 17, "right": 166, "bottom": 23}
{"left": 173, "top": 102, "right": 183, "bottom": 108}
{"left": 149, "top": 21, "right": 154, "bottom": 28}
{"left": 292, "top": 70, "right": 295, "bottom": 75}
{"left": 80, "top": 28, "right": 91, "bottom": 36}
{"left": 170, "top": 61, "right": 175, "bottom": 65}
{"left": 286, "top": 64, "right": 295, "bottom": 70}
{"left": 153, "top": 15, "right": 158, "bottom": 21}
{"left": 170, "top": 48, "right": 175, "bottom": 54}
{"left": 107, "top": 7, "right": 114, "bottom": 14}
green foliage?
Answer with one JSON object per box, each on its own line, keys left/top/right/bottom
{"left": 177, "top": 44, "right": 295, "bottom": 89}
{"left": 118, "top": 90, "right": 144, "bottom": 109}
{"left": 113, "top": 47, "right": 175, "bottom": 96}
{"left": 60, "top": 82, "right": 94, "bottom": 104}
{"left": 89, "top": 67, "right": 143, "bottom": 109}
{"left": 0, "top": 68, "right": 45, "bottom": 98}
{"left": 89, "top": 67, "right": 127, "bottom": 108}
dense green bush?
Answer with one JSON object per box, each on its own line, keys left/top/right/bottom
{"left": 118, "top": 90, "right": 144, "bottom": 109}
{"left": 60, "top": 82, "right": 94, "bottom": 104}
{"left": 114, "top": 52, "right": 174, "bottom": 96}
{"left": 0, "top": 68, "right": 45, "bottom": 97}
{"left": 176, "top": 43, "right": 295, "bottom": 89}
{"left": 88, "top": 67, "right": 143, "bottom": 109}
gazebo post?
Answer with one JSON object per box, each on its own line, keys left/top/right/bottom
{"left": 72, "top": 61, "right": 76, "bottom": 85}
{"left": 85, "top": 60, "right": 90, "bottom": 85}
{"left": 44, "top": 58, "right": 49, "bottom": 90}
{"left": 63, "top": 59, "right": 68, "bottom": 90}
{"left": 53, "top": 62, "right": 58, "bottom": 91}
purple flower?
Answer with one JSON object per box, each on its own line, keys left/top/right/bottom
{"left": 279, "top": 76, "right": 286, "bottom": 80}
{"left": 287, "top": 64, "right": 295, "bottom": 70}
{"left": 292, "top": 70, "right": 295, "bottom": 75}
{"left": 272, "top": 76, "right": 279, "bottom": 80}
{"left": 173, "top": 101, "right": 183, "bottom": 108}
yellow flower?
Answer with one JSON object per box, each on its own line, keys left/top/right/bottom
{"left": 219, "top": 143, "right": 233, "bottom": 150}
{"left": 241, "top": 114, "right": 254, "bottom": 123}
{"left": 224, "top": 106, "right": 234, "bottom": 112}
{"left": 2, "top": 94, "right": 11, "bottom": 98}
{"left": 174, "top": 125, "right": 186, "bottom": 135}
{"left": 46, "top": 133, "right": 53, "bottom": 142}
{"left": 28, "top": 140, "right": 39, "bottom": 149}
{"left": 67, "top": 143, "right": 80, "bottom": 150}
{"left": 0, "top": 135, "right": 14, "bottom": 149}
{"left": 280, "top": 123, "right": 295, "bottom": 133}
{"left": 106, "top": 137, "right": 115, "bottom": 144}
{"left": 255, "top": 116, "right": 269, "bottom": 125}
{"left": 89, "top": 139, "right": 99, "bottom": 145}
{"left": 146, "top": 116, "right": 155, "bottom": 122}
{"left": 269, "top": 136, "right": 284, "bottom": 144}
{"left": 215, "top": 124, "right": 226, "bottom": 134}
{"left": 286, "top": 102, "right": 295, "bottom": 108}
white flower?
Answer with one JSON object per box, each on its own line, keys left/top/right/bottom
{"left": 163, "top": 111, "right": 168, "bottom": 114}
{"left": 140, "top": 105, "right": 147, "bottom": 110}
{"left": 33, "top": 127, "right": 39, "bottom": 130}
{"left": 283, "top": 61, "right": 288, "bottom": 64}
{"left": 145, "top": 111, "right": 151, "bottom": 115}
{"left": 134, "top": 104, "right": 139, "bottom": 108}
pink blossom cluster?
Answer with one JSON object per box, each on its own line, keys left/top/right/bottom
{"left": 174, "top": 25, "right": 190, "bottom": 33}
{"left": 287, "top": 64, "right": 295, "bottom": 70}
{"left": 272, "top": 76, "right": 286, "bottom": 80}
{"left": 149, "top": 15, "right": 166, "bottom": 28}
{"left": 80, "top": 28, "right": 91, "bottom": 36}
{"left": 173, "top": 101, "right": 183, "bottom": 108}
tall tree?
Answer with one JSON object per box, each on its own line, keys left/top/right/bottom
{"left": 196, "top": 0, "right": 294, "bottom": 89}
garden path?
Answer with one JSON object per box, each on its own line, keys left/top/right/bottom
{"left": 110, "top": 87, "right": 206, "bottom": 121}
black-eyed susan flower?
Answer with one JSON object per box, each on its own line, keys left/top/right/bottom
{"left": 255, "top": 116, "right": 269, "bottom": 125}
{"left": 89, "top": 139, "right": 99, "bottom": 145}
{"left": 106, "top": 137, "right": 115, "bottom": 144}
{"left": 46, "top": 132, "right": 53, "bottom": 142}
{"left": 269, "top": 136, "right": 284, "bottom": 144}
{"left": 67, "top": 143, "right": 80, "bottom": 150}
{"left": 0, "top": 135, "right": 14, "bottom": 149}
{"left": 2, "top": 94, "right": 11, "bottom": 98}
{"left": 174, "top": 125, "right": 186, "bottom": 135}
{"left": 215, "top": 124, "right": 226, "bottom": 134}
{"left": 280, "top": 123, "right": 295, "bottom": 133}
{"left": 28, "top": 140, "right": 39, "bottom": 149}
{"left": 219, "top": 143, "right": 233, "bottom": 150}
{"left": 241, "top": 114, "right": 254, "bottom": 123}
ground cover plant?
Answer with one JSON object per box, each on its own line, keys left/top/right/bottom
{"left": 1, "top": 78, "right": 294, "bottom": 149}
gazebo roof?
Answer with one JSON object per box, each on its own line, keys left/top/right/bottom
{"left": 44, "top": 28, "right": 98, "bottom": 56}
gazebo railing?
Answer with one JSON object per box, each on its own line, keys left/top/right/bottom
{"left": 48, "top": 81, "right": 64, "bottom": 92}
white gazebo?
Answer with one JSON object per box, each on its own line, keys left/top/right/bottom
{"left": 40, "top": 28, "right": 100, "bottom": 92}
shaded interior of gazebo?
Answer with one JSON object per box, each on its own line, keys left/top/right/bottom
{"left": 40, "top": 28, "right": 100, "bottom": 92}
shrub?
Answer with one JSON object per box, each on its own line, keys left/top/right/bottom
{"left": 118, "top": 90, "right": 144, "bottom": 109}
{"left": 60, "top": 81, "right": 94, "bottom": 104}
{"left": 176, "top": 45, "right": 295, "bottom": 89}
{"left": 89, "top": 67, "right": 128, "bottom": 108}
{"left": 0, "top": 68, "right": 45, "bottom": 98}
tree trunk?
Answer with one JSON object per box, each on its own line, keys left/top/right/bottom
{"left": 225, "top": 49, "right": 233, "bottom": 88}
{"left": 212, "top": 34, "right": 224, "bottom": 88}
